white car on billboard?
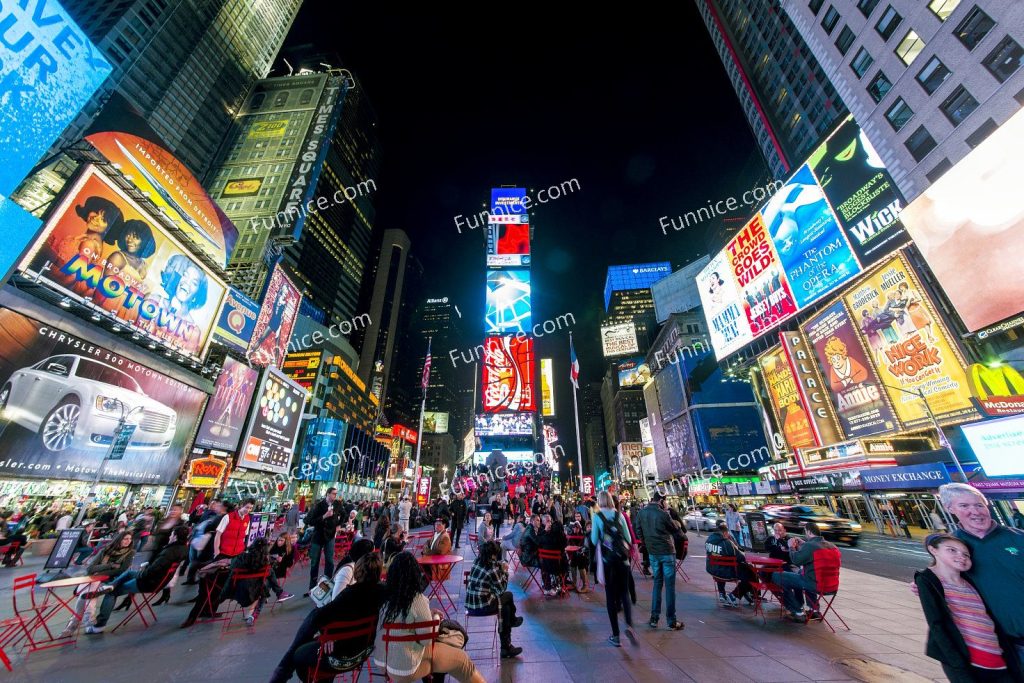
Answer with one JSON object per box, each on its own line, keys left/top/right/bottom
{"left": 0, "top": 354, "right": 177, "bottom": 453}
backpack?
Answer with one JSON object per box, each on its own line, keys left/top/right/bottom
{"left": 596, "top": 512, "right": 629, "bottom": 565}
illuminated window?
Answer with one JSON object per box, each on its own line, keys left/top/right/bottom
{"left": 954, "top": 6, "right": 995, "bottom": 50}
{"left": 928, "top": 0, "right": 961, "bottom": 22}
{"left": 895, "top": 30, "right": 925, "bottom": 65}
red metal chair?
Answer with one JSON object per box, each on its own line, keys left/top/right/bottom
{"left": 708, "top": 555, "right": 740, "bottom": 605}
{"left": 183, "top": 566, "right": 233, "bottom": 628}
{"left": 630, "top": 541, "right": 647, "bottom": 576}
{"left": 310, "top": 615, "right": 378, "bottom": 682}
{"left": 0, "top": 618, "right": 18, "bottom": 671}
{"left": 506, "top": 547, "right": 520, "bottom": 574}
{"left": 749, "top": 565, "right": 784, "bottom": 623}
{"left": 2, "top": 541, "right": 25, "bottom": 567}
{"left": 809, "top": 548, "right": 849, "bottom": 633}
{"left": 462, "top": 571, "right": 499, "bottom": 658}
{"left": 380, "top": 618, "right": 439, "bottom": 682}
{"left": 467, "top": 533, "right": 479, "bottom": 557}
{"left": 111, "top": 562, "right": 181, "bottom": 633}
{"left": 537, "top": 548, "right": 571, "bottom": 597}
{"left": 220, "top": 566, "right": 271, "bottom": 633}
{"left": 10, "top": 573, "right": 62, "bottom": 653}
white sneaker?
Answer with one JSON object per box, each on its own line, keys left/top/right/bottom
{"left": 84, "top": 625, "right": 105, "bottom": 634}
{"left": 717, "top": 594, "right": 730, "bottom": 606}
{"left": 727, "top": 594, "right": 740, "bottom": 607}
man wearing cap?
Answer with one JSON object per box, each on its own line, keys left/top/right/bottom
{"left": 635, "top": 493, "right": 684, "bottom": 630}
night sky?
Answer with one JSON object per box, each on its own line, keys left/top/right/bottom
{"left": 284, "top": 3, "right": 768, "bottom": 452}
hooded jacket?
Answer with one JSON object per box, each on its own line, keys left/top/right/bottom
{"left": 704, "top": 530, "right": 744, "bottom": 580}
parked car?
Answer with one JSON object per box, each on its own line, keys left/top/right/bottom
{"left": 761, "top": 504, "right": 862, "bottom": 546}
{"left": 0, "top": 354, "right": 177, "bottom": 453}
{"left": 683, "top": 508, "right": 721, "bottom": 532}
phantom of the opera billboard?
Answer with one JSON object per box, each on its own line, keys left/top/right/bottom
{"left": 0, "top": 308, "right": 207, "bottom": 484}
{"left": 18, "top": 166, "right": 227, "bottom": 360}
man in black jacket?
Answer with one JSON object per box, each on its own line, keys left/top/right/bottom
{"left": 451, "top": 492, "right": 468, "bottom": 548}
{"left": 636, "top": 493, "right": 684, "bottom": 630}
{"left": 775, "top": 521, "right": 836, "bottom": 621}
{"left": 305, "top": 487, "right": 342, "bottom": 592}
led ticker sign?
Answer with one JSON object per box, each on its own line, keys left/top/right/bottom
{"left": 483, "top": 336, "right": 536, "bottom": 412}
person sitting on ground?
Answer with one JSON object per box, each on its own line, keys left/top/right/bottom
{"left": 330, "top": 538, "right": 375, "bottom": 599}
{"left": 268, "top": 533, "right": 295, "bottom": 603}
{"left": 766, "top": 523, "right": 793, "bottom": 571}
{"left": 284, "top": 553, "right": 387, "bottom": 682}
{"left": 58, "top": 530, "right": 135, "bottom": 638}
{"left": 466, "top": 541, "right": 523, "bottom": 658}
{"left": 915, "top": 533, "right": 1021, "bottom": 682}
{"left": 704, "top": 520, "right": 755, "bottom": 608}
{"left": 371, "top": 552, "right": 486, "bottom": 683}
{"left": 538, "top": 514, "right": 567, "bottom": 596}
{"left": 85, "top": 526, "right": 188, "bottom": 633}
{"left": 774, "top": 521, "right": 836, "bottom": 622}
{"left": 518, "top": 514, "right": 542, "bottom": 570}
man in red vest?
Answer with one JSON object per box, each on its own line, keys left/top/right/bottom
{"left": 214, "top": 498, "right": 255, "bottom": 559}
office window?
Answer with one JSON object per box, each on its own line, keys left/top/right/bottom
{"left": 850, "top": 48, "right": 875, "bottom": 79}
{"left": 809, "top": 0, "right": 824, "bottom": 15}
{"left": 857, "top": 0, "right": 879, "bottom": 17}
{"left": 835, "top": 26, "right": 856, "bottom": 55}
{"left": 917, "top": 56, "right": 951, "bottom": 94}
{"left": 965, "top": 118, "right": 998, "bottom": 148}
{"left": 821, "top": 7, "right": 841, "bottom": 35}
{"left": 876, "top": 6, "right": 903, "bottom": 40}
{"left": 867, "top": 71, "right": 893, "bottom": 102}
{"left": 939, "top": 85, "right": 979, "bottom": 126}
{"left": 983, "top": 35, "right": 1024, "bottom": 83}
{"left": 905, "top": 126, "right": 937, "bottom": 161}
{"left": 885, "top": 98, "right": 914, "bottom": 131}
{"left": 928, "top": 0, "right": 960, "bottom": 21}
{"left": 896, "top": 30, "right": 925, "bottom": 65}
{"left": 954, "top": 6, "right": 995, "bottom": 50}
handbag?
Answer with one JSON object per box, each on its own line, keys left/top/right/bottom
{"left": 326, "top": 644, "right": 374, "bottom": 672}
{"left": 436, "top": 618, "right": 468, "bottom": 649}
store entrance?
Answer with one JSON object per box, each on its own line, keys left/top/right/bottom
{"left": 869, "top": 492, "right": 950, "bottom": 538}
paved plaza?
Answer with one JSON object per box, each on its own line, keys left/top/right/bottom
{"left": 1, "top": 537, "right": 948, "bottom": 683}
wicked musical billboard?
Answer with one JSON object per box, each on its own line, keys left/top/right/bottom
{"left": 802, "top": 300, "right": 899, "bottom": 439}
{"left": 0, "top": 307, "right": 207, "bottom": 484}
{"left": 841, "top": 254, "right": 978, "bottom": 429}
{"left": 18, "top": 166, "right": 227, "bottom": 360}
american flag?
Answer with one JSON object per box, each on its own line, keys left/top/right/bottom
{"left": 421, "top": 339, "right": 432, "bottom": 395}
{"left": 569, "top": 336, "right": 580, "bottom": 389}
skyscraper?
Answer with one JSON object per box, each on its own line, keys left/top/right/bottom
{"left": 357, "top": 229, "right": 411, "bottom": 407}
{"left": 695, "top": 0, "right": 848, "bottom": 178}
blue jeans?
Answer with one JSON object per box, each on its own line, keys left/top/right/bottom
{"left": 95, "top": 570, "right": 141, "bottom": 626}
{"left": 650, "top": 554, "right": 677, "bottom": 623}
{"left": 775, "top": 570, "right": 818, "bottom": 614}
{"left": 308, "top": 542, "right": 334, "bottom": 589}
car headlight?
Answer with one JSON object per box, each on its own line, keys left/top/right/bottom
{"left": 850, "top": 522, "right": 862, "bottom": 530}
{"left": 95, "top": 396, "right": 125, "bottom": 414}
{"left": 815, "top": 522, "right": 831, "bottom": 529}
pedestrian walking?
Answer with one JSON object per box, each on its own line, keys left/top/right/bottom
{"left": 397, "top": 495, "right": 412, "bottom": 532}
{"left": 591, "top": 490, "right": 635, "bottom": 647}
{"left": 635, "top": 493, "right": 684, "bottom": 630}
{"left": 451, "top": 491, "right": 468, "bottom": 549}
{"left": 304, "top": 487, "right": 342, "bottom": 593}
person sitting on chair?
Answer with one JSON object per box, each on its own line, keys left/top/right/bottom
{"left": 466, "top": 541, "right": 523, "bottom": 659}
{"left": 774, "top": 521, "right": 836, "bottom": 622}
{"left": 422, "top": 517, "right": 452, "bottom": 581}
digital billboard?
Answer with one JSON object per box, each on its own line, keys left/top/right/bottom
{"left": 86, "top": 132, "right": 239, "bottom": 268}
{"left": 0, "top": 307, "right": 206, "bottom": 484}
{"left": 195, "top": 357, "right": 259, "bottom": 451}
{"left": 616, "top": 357, "right": 651, "bottom": 387}
{"left": 248, "top": 264, "right": 302, "bottom": 368}
{"left": 485, "top": 270, "right": 531, "bottom": 335}
{"left": 761, "top": 164, "right": 861, "bottom": 308}
{"left": 802, "top": 300, "right": 899, "bottom": 438}
{"left": 696, "top": 251, "right": 754, "bottom": 359}
{"left": 962, "top": 414, "right": 1024, "bottom": 478}
{"left": 601, "top": 322, "right": 639, "bottom": 358}
{"left": 841, "top": 254, "right": 978, "bottom": 429}
{"left": 239, "top": 366, "right": 307, "bottom": 475}
{"left": 281, "top": 350, "right": 323, "bottom": 391}
{"left": 900, "top": 108, "right": 1024, "bottom": 333}
{"left": 487, "top": 223, "right": 530, "bottom": 267}
{"left": 779, "top": 330, "right": 844, "bottom": 447}
{"left": 727, "top": 214, "right": 800, "bottom": 337}
{"left": 757, "top": 347, "right": 816, "bottom": 451}
{"left": 211, "top": 288, "right": 260, "bottom": 354}
{"left": 0, "top": 2, "right": 111, "bottom": 197}
{"left": 540, "top": 358, "right": 555, "bottom": 417}
{"left": 489, "top": 188, "right": 529, "bottom": 222}
{"left": 18, "top": 166, "right": 227, "bottom": 360}
{"left": 423, "top": 411, "right": 449, "bottom": 434}
{"left": 808, "top": 116, "right": 909, "bottom": 265}
{"left": 482, "top": 335, "right": 535, "bottom": 412}
{"left": 475, "top": 412, "right": 534, "bottom": 436}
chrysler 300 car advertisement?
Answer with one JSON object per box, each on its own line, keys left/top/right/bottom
{"left": 0, "top": 308, "right": 207, "bottom": 484}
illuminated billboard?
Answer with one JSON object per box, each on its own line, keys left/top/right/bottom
{"left": 761, "top": 164, "right": 861, "bottom": 309}
{"left": 195, "top": 357, "right": 259, "bottom": 452}
{"left": 475, "top": 412, "right": 534, "bottom": 436}
{"left": 423, "top": 411, "right": 450, "bottom": 434}
{"left": 239, "top": 366, "right": 308, "bottom": 475}
{"left": 18, "top": 166, "right": 227, "bottom": 360}
{"left": 489, "top": 188, "right": 529, "bottom": 222}
{"left": 540, "top": 358, "right": 555, "bottom": 417}
{"left": 757, "top": 347, "right": 816, "bottom": 451}
{"left": 86, "top": 132, "right": 239, "bottom": 268}
{"left": 696, "top": 252, "right": 754, "bottom": 359}
{"left": 482, "top": 335, "right": 535, "bottom": 412}
{"left": 0, "top": 3, "right": 111, "bottom": 197}
{"left": 900, "top": 108, "right": 1024, "bottom": 333}
{"left": 212, "top": 288, "right": 260, "bottom": 354}
{"left": 808, "top": 116, "right": 909, "bottom": 265}
{"left": 248, "top": 264, "right": 302, "bottom": 368}
{"left": 962, "top": 414, "right": 1024, "bottom": 478}
{"left": 840, "top": 254, "right": 978, "bottom": 429}
{"left": 601, "top": 322, "right": 639, "bottom": 358}
{"left": 485, "top": 270, "right": 532, "bottom": 335}
{"left": 281, "top": 350, "right": 323, "bottom": 391}
{"left": 727, "top": 214, "right": 800, "bottom": 337}
{"left": 616, "top": 357, "right": 651, "bottom": 388}
{"left": 487, "top": 223, "right": 531, "bottom": 267}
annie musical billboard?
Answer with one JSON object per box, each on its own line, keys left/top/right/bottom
{"left": 19, "top": 166, "right": 227, "bottom": 360}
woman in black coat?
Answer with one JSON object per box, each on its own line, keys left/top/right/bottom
{"left": 221, "top": 539, "right": 271, "bottom": 626}
{"left": 538, "top": 516, "right": 567, "bottom": 595}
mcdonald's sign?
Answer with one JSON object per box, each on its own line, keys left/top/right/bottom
{"left": 969, "top": 363, "right": 1024, "bottom": 417}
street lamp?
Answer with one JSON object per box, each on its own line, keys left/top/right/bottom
{"left": 567, "top": 461, "right": 574, "bottom": 492}
{"left": 881, "top": 383, "right": 968, "bottom": 482}
{"left": 75, "top": 404, "right": 146, "bottom": 525}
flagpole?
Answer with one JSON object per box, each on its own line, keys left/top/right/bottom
{"left": 412, "top": 337, "right": 431, "bottom": 498}
{"left": 570, "top": 332, "right": 585, "bottom": 494}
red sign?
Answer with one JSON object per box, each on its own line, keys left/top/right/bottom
{"left": 483, "top": 335, "right": 536, "bottom": 412}
{"left": 416, "top": 476, "right": 432, "bottom": 507}
{"left": 581, "top": 475, "right": 595, "bottom": 496}
{"left": 185, "top": 456, "right": 229, "bottom": 489}
{"left": 392, "top": 424, "right": 418, "bottom": 445}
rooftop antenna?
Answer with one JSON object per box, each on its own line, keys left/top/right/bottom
{"left": 283, "top": 58, "right": 294, "bottom": 76}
